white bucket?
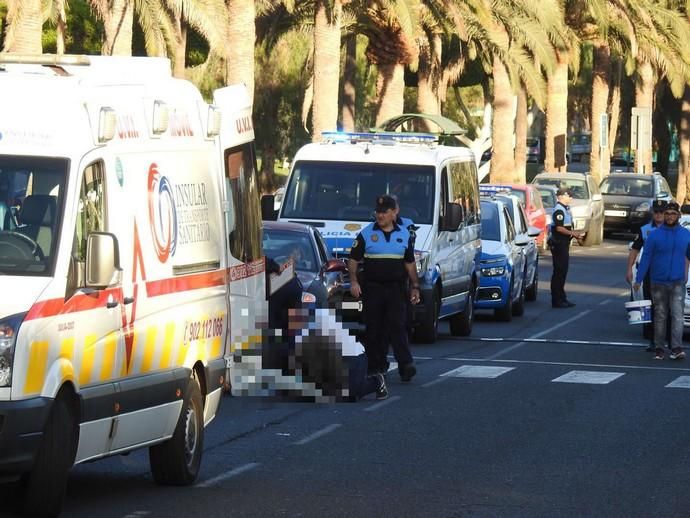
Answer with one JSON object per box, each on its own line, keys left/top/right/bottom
{"left": 625, "top": 300, "right": 652, "bottom": 325}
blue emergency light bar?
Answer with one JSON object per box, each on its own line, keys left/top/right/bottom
{"left": 321, "top": 131, "right": 438, "bottom": 144}
{"left": 479, "top": 184, "right": 513, "bottom": 194}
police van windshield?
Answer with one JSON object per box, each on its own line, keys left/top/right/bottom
{"left": 0, "top": 156, "right": 67, "bottom": 276}
{"left": 282, "top": 161, "right": 435, "bottom": 224}
{"left": 480, "top": 201, "right": 500, "bottom": 241}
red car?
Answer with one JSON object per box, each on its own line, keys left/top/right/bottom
{"left": 479, "top": 183, "right": 548, "bottom": 249}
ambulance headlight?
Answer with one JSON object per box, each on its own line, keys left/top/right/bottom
{"left": 0, "top": 312, "right": 25, "bottom": 387}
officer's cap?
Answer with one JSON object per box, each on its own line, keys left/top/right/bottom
{"left": 556, "top": 187, "right": 572, "bottom": 197}
{"left": 652, "top": 199, "right": 667, "bottom": 213}
{"left": 375, "top": 195, "right": 397, "bottom": 212}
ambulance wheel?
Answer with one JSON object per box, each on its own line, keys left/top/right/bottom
{"left": 449, "top": 287, "right": 474, "bottom": 337}
{"left": 412, "top": 286, "right": 439, "bottom": 343}
{"left": 22, "top": 392, "right": 78, "bottom": 518}
{"left": 150, "top": 372, "right": 204, "bottom": 486}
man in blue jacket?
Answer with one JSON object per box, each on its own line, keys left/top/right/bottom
{"left": 634, "top": 202, "right": 690, "bottom": 360}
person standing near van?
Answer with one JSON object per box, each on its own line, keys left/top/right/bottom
{"left": 348, "top": 195, "right": 420, "bottom": 381}
{"left": 634, "top": 201, "right": 690, "bottom": 360}
{"left": 550, "top": 188, "right": 585, "bottom": 308}
{"left": 626, "top": 200, "right": 667, "bottom": 351}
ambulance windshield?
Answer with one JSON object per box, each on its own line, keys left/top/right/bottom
{"left": 282, "top": 161, "right": 435, "bottom": 224}
{"left": 0, "top": 156, "right": 67, "bottom": 276}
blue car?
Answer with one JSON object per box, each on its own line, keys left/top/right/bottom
{"left": 475, "top": 198, "right": 531, "bottom": 321}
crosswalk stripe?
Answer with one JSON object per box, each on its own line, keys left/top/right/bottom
{"left": 551, "top": 370, "right": 624, "bottom": 384}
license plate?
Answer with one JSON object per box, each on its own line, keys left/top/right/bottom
{"left": 604, "top": 210, "right": 627, "bottom": 217}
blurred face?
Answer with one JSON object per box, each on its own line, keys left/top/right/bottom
{"left": 664, "top": 209, "right": 680, "bottom": 226}
{"left": 557, "top": 192, "right": 571, "bottom": 204}
{"left": 375, "top": 208, "right": 396, "bottom": 227}
{"left": 652, "top": 210, "right": 665, "bottom": 224}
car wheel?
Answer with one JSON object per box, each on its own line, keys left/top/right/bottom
{"left": 512, "top": 276, "right": 526, "bottom": 317}
{"left": 494, "top": 279, "right": 513, "bottom": 322}
{"left": 412, "top": 285, "right": 439, "bottom": 344}
{"left": 525, "top": 263, "right": 538, "bottom": 302}
{"left": 449, "top": 285, "right": 474, "bottom": 336}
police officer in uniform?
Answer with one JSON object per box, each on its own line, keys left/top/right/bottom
{"left": 348, "top": 195, "right": 420, "bottom": 381}
{"left": 626, "top": 200, "right": 668, "bottom": 350}
{"left": 550, "top": 188, "right": 585, "bottom": 308}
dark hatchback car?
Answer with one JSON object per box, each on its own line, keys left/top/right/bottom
{"left": 599, "top": 173, "right": 674, "bottom": 235}
{"left": 262, "top": 221, "right": 348, "bottom": 308}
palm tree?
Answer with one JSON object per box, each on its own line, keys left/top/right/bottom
{"left": 226, "top": 0, "right": 256, "bottom": 99}
{"left": 3, "top": 0, "right": 43, "bottom": 52}
{"left": 311, "top": 0, "right": 342, "bottom": 140}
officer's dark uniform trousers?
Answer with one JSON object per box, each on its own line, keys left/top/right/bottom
{"left": 352, "top": 222, "right": 414, "bottom": 374}
{"left": 550, "top": 201, "right": 573, "bottom": 305}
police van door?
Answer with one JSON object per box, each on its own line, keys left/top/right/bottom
{"left": 436, "top": 164, "right": 465, "bottom": 306}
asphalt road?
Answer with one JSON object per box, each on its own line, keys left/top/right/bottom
{"left": 6, "top": 237, "right": 690, "bottom": 518}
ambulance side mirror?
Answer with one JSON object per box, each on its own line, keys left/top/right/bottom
{"left": 86, "top": 232, "right": 122, "bottom": 289}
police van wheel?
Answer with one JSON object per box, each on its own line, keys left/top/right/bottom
{"left": 412, "top": 287, "right": 439, "bottom": 343}
{"left": 21, "top": 392, "right": 78, "bottom": 518}
{"left": 449, "top": 288, "right": 474, "bottom": 337}
{"left": 150, "top": 372, "right": 204, "bottom": 486}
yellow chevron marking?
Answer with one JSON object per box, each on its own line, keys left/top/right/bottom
{"left": 79, "top": 334, "right": 97, "bottom": 386}
{"left": 24, "top": 341, "right": 49, "bottom": 395}
{"left": 100, "top": 332, "right": 117, "bottom": 381}
{"left": 59, "top": 338, "right": 75, "bottom": 383}
{"left": 210, "top": 336, "right": 222, "bottom": 358}
{"left": 175, "top": 339, "right": 189, "bottom": 367}
{"left": 127, "top": 331, "right": 139, "bottom": 374}
{"left": 141, "top": 327, "right": 157, "bottom": 373}
{"left": 159, "top": 322, "right": 175, "bottom": 369}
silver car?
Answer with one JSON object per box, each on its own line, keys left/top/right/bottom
{"left": 531, "top": 172, "right": 604, "bottom": 246}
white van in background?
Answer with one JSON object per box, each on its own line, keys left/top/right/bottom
{"left": 265, "top": 129, "right": 481, "bottom": 343}
{"left": 0, "top": 54, "right": 265, "bottom": 516}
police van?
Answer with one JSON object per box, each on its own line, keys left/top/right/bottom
{"left": 0, "top": 55, "right": 265, "bottom": 515}
{"left": 267, "top": 126, "right": 481, "bottom": 343}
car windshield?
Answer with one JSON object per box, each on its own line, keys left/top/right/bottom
{"left": 535, "top": 178, "right": 589, "bottom": 199}
{"left": 262, "top": 228, "right": 318, "bottom": 273}
{"left": 538, "top": 188, "right": 556, "bottom": 208}
{"left": 480, "top": 201, "right": 500, "bottom": 241}
{"left": 0, "top": 156, "right": 68, "bottom": 276}
{"left": 282, "top": 160, "right": 435, "bottom": 224}
{"left": 600, "top": 177, "right": 653, "bottom": 197}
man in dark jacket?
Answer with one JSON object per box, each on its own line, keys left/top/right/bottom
{"left": 634, "top": 201, "right": 690, "bottom": 360}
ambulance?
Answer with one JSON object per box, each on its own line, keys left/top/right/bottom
{"left": 0, "top": 54, "right": 265, "bottom": 516}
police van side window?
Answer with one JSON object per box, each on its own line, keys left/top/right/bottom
{"left": 68, "top": 161, "right": 106, "bottom": 293}
{"left": 448, "top": 161, "right": 480, "bottom": 225}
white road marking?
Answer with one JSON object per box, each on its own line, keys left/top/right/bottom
{"left": 412, "top": 356, "right": 434, "bottom": 360}
{"left": 487, "top": 310, "right": 592, "bottom": 359}
{"left": 441, "top": 365, "right": 515, "bottom": 378}
{"left": 363, "top": 395, "right": 401, "bottom": 412}
{"left": 444, "top": 357, "right": 690, "bottom": 372}
{"left": 196, "top": 463, "right": 260, "bottom": 488}
{"left": 599, "top": 298, "right": 612, "bottom": 305}
{"left": 666, "top": 376, "right": 690, "bottom": 389}
{"left": 122, "top": 512, "right": 151, "bottom": 518}
{"left": 293, "top": 423, "right": 342, "bottom": 445}
{"left": 619, "top": 291, "right": 630, "bottom": 297}
{"left": 469, "top": 337, "right": 646, "bottom": 346}
{"left": 387, "top": 362, "right": 398, "bottom": 372}
{"left": 422, "top": 377, "right": 450, "bottom": 388}
{"left": 552, "top": 370, "right": 624, "bottom": 384}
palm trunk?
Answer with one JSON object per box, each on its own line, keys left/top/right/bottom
{"left": 545, "top": 50, "right": 569, "bottom": 172}
{"left": 341, "top": 33, "right": 357, "bottom": 132}
{"left": 172, "top": 14, "right": 187, "bottom": 79}
{"left": 375, "top": 62, "right": 405, "bottom": 127}
{"left": 3, "top": 0, "right": 42, "bottom": 53}
{"left": 607, "top": 60, "right": 622, "bottom": 175}
{"left": 514, "top": 86, "right": 528, "bottom": 183}
{"left": 312, "top": 0, "right": 342, "bottom": 142}
{"left": 635, "top": 58, "right": 655, "bottom": 174}
{"left": 102, "top": 0, "right": 134, "bottom": 56}
{"left": 416, "top": 33, "right": 441, "bottom": 123}
{"left": 226, "top": 0, "right": 256, "bottom": 103}
{"left": 677, "top": 87, "right": 690, "bottom": 204}
{"left": 56, "top": 0, "right": 67, "bottom": 55}
{"left": 589, "top": 44, "right": 610, "bottom": 183}
{"left": 489, "top": 55, "right": 515, "bottom": 183}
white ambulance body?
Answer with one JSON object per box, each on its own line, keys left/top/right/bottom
{"left": 0, "top": 55, "right": 265, "bottom": 515}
